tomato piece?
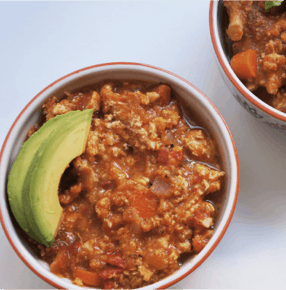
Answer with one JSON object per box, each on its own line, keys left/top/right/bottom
{"left": 169, "top": 146, "right": 183, "bottom": 166}
{"left": 50, "top": 240, "right": 82, "bottom": 275}
{"left": 50, "top": 247, "right": 69, "bottom": 274}
{"left": 153, "top": 84, "right": 171, "bottom": 106}
{"left": 106, "top": 252, "right": 125, "bottom": 269}
{"left": 103, "top": 280, "right": 114, "bottom": 289}
{"left": 67, "top": 240, "right": 81, "bottom": 256}
{"left": 157, "top": 148, "right": 169, "bottom": 165}
{"left": 131, "top": 191, "right": 157, "bottom": 219}
{"left": 158, "top": 147, "right": 183, "bottom": 167}
{"left": 99, "top": 267, "right": 123, "bottom": 280}
{"left": 73, "top": 268, "right": 101, "bottom": 287}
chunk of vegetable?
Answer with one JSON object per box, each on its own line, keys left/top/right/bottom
{"left": 106, "top": 252, "right": 125, "bottom": 269}
{"left": 230, "top": 49, "right": 257, "bottom": 79}
{"left": 131, "top": 191, "right": 157, "bottom": 219}
{"left": 153, "top": 84, "right": 171, "bottom": 105}
{"left": 73, "top": 268, "right": 101, "bottom": 287}
{"left": 50, "top": 247, "right": 69, "bottom": 274}
{"left": 50, "top": 241, "right": 81, "bottom": 274}
{"left": 157, "top": 148, "right": 169, "bottom": 165}
{"left": 103, "top": 280, "right": 114, "bottom": 289}
{"left": 150, "top": 177, "right": 171, "bottom": 197}
{"left": 99, "top": 267, "right": 123, "bottom": 279}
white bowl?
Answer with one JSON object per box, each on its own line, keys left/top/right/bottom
{"left": 0, "top": 62, "right": 239, "bottom": 289}
{"left": 210, "top": 0, "right": 286, "bottom": 132}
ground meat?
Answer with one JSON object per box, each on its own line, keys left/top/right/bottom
{"left": 38, "top": 80, "right": 225, "bottom": 289}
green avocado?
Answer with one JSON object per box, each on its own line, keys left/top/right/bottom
{"left": 8, "top": 111, "right": 84, "bottom": 240}
{"left": 8, "top": 109, "right": 93, "bottom": 246}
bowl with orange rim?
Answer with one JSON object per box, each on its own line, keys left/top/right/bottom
{"left": 0, "top": 63, "right": 239, "bottom": 289}
{"left": 210, "top": 0, "right": 286, "bottom": 132}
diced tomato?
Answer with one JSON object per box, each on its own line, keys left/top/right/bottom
{"left": 145, "top": 190, "right": 157, "bottom": 201}
{"left": 103, "top": 280, "right": 114, "bottom": 289}
{"left": 106, "top": 252, "right": 125, "bottom": 269}
{"left": 192, "top": 174, "right": 202, "bottom": 184}
{"left": 50, "top": 240, "right": 82, "bottom": 274}
{"left": 73, "top": 268, "right": 101, "bottom": 287}
{"left": 50, "top": 247, "right": 69, "bottom": 274}
{"left": 67, "top": 240, "right": 81, "bottom": 256}
{"left": 131, "top": 191, "right": 157, "bottom": 219}
{"left": 99, "top": 267, "right": 123, "bottom": 280}
{"left": 153, "top": 84, "right": 171, "bottom": 106}
{"left": 169, "top": 147, "right": 183, "bottom": 166}
{"left": 157, "top": 148, "right": 169, "bottom": 165}
{"left": 158, "top": 147, "right": 183, "bottom": 167}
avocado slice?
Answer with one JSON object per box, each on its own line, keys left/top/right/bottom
{"left": 7, "top": 110, "right": 88, "bottom": 240}
{"left": 8, "top": 109, "right": 93, "bottom": 246}
{"left": 23, "top": 109, "right": 92, "bottom": 247}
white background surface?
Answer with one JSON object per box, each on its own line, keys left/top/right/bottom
{"left": 1, "top": 1, "right": 286, "bottom": 289}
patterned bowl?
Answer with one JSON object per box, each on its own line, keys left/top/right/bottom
{"left": 210, "top": 0, "right": 286, "bottom": 132}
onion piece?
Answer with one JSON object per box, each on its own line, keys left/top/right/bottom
{"left": 150, "top": 177, "right": 171, "bottom": 196}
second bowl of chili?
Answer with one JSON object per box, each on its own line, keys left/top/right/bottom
{"left": 210, "top": 0, "right": 286, "bottom": 132}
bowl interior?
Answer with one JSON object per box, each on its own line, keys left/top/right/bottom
{"left": 215, "top": 0, "right": 232, "bottom": 62}
{"left": 0, "top": 64, "right": 238, "bottom": 289}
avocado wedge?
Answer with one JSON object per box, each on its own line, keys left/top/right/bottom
{"left": 8, "top": 111, "right": 84, "bottom": 240}
{"left": 8, "top": 109, "right": 93, "bottom": 246}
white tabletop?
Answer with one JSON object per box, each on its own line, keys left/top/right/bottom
{"left": 1, "top": 1, "right": 286, "bottom": 289}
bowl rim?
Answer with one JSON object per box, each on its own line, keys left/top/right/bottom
{"left": 209, "top": 0, "right": 286, "bottom": 122}
{"left": 0, "top": 62, "right": 240, "bottom": 289}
